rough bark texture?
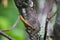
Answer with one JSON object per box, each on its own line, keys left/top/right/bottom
{"left": 14, "top": 0, "right": 57, "bottom": 40}
{"left": 14, "top": 0, "right": 40, "bottom": 40}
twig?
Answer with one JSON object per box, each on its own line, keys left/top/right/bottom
{"left": 20, "top": 15, "right": 35, "bottom": 29}
{"left": 0, "top": 16, "right": 20, "bottom": 32}
{"left": 0, "top": 31, "right": 13, "bottom": 40}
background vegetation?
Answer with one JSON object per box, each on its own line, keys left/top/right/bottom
{"left": 0, "top": 0, "right": 25, "bottom": 40}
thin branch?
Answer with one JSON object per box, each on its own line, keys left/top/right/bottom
{"left": 0, "top": 31, "right": 13, "bottom": 40}
{"left": 0, "top": 16, "right": 19, "bottom": 40}
{"left": 0, "top": 16, "right": 20, "bottom": 32}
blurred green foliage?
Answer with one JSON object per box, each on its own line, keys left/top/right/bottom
{"left": 0, "top": 0, "right": 25, "bottom": 40}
